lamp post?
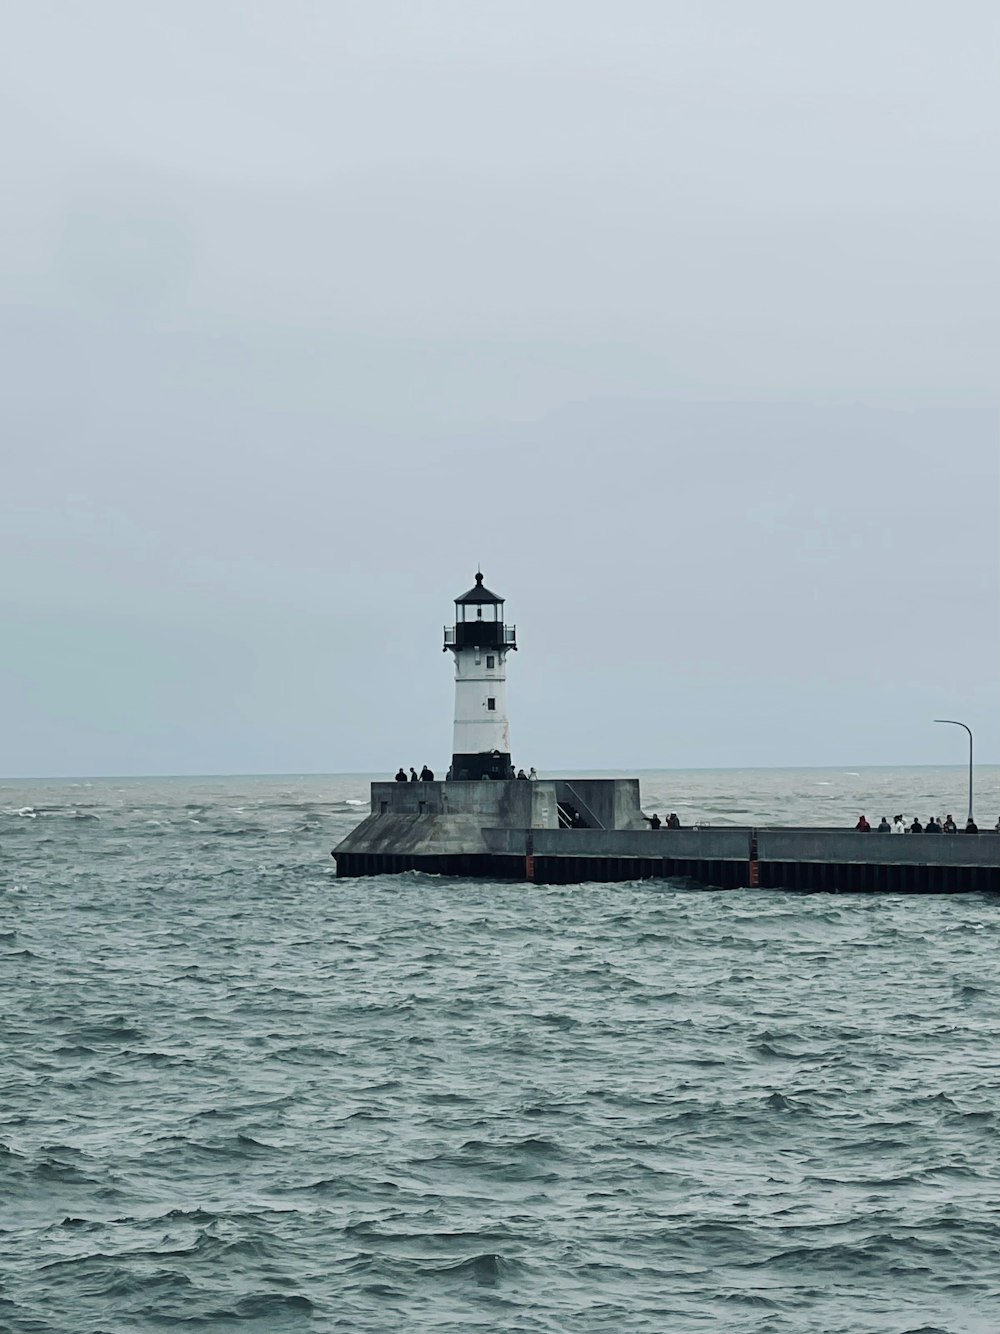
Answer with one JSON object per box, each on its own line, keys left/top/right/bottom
{"left": 933, "top": 719, "right": 974, "bottom": 825}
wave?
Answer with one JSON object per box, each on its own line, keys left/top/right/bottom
{"left": 6, "top": 769, "right": 1000, "bottom": 1331}
{"left": 71, "top": 1020, "right": 147, "bottom": 1044}
{"left": 220, "top": 1293, "right": 315, "bottom": 1318}
{"left": 423, "top": 1252, "right": 509, "bottom": 1285}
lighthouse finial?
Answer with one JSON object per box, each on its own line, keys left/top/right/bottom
{"left": 475, "top": 569, "right": 483, "bottom": 585}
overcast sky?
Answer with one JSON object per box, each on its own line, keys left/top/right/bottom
{"left": 2, "top": 1, "right": 998, "bottom": 776}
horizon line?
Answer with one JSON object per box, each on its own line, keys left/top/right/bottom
{"left": 2, "top": 761, "right": 999, "bottom": 783}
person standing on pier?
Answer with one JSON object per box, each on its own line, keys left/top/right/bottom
{"left": 855, "top": 815, "right": 871, "bottom": 831}
{"left": 965, "top": 817, "right": 979, "bottom": 832}
{"left": 876, "top": 816, "right": 891, "bottom": 831}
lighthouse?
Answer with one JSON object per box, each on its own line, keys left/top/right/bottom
{"left": 444, "top": 572, "right": 517, "bottom": 780}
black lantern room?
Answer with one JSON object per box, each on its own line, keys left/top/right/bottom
{"left": 443, "top": 572, "right": 517, "bottom": 652}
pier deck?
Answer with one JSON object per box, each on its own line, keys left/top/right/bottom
{"left": 332, "top": 782, "right": 1000, "bottom": 892}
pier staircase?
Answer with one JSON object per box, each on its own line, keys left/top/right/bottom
{"left": 556, "top": 783, "right": 605, "bottom": 830}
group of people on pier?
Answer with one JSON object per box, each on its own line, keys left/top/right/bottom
{"left": 644, "top": 812, "right": 682, "bottom": 830}
{"left": 394, "top": 765, "right": 539, "bottom": 782}
{"left": 855, "top": 813, "right": 988, "bottom": 834}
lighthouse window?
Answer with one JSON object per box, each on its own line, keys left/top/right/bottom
{"left": 487, "top": 697, "right": 496, "bottom": 711}
{"left": 486, "top": 655, "right": 495, "bottom": 669}
{"left": 476, "top": 607, "right": 483, "bottom": 618}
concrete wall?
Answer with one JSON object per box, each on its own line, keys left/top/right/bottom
{"left": 369, "top": 778, "right": 644, "bottom": 830}
{"left": 758, "top": 829, "right": 1000, "bottom": 868}
{"left": 336, "top": 813, "right": 502, "bottom": 857}
{"left": 532, "top": 827, "right": 753, "bottom": 859}
{"left": 481, "top": 827, "right": 529, "bottom": 855}
{"left": 369, "top": 780, "right": 559, "bottom": 828}
{"left": 553, "top": 779, "right": 645, "bottom": 830}
{"left": 337, "top": 820, "right": 750, "bottom": 867}
{"left": 341, "top": 790, "right": 1000, "bottom": 873}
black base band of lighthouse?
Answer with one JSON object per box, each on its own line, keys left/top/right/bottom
{"left": 445, "top": 572, "right": 516, "bottom": 782}
{"left": 451, "top": 750, "right": 513, "bottom": 781}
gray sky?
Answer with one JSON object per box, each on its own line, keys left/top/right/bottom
{"left": 2, "top": 1, "right": 998, "bottom": 776}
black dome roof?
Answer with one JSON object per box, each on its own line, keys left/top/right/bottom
{"left": 455, "top": 571, "right": 504, "bottom": 605}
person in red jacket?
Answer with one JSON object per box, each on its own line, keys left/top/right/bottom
{"left": 855, "top": 815, "right": 871, "bottom": 831}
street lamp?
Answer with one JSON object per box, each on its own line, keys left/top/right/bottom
{"left": 933, "top": 719, "right": 974, "bottom": 825}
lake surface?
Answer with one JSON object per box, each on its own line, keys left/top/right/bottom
{"left": 3, "top": 768, "right": 1000, "bottom": 1332}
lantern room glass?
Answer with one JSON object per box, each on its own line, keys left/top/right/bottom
{"left": 458, "top": 603, "right": 501, "bottom": 623}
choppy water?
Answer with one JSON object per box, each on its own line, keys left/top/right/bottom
{"left": 3, "top": 767, "right": 1000, "bottom": 1333}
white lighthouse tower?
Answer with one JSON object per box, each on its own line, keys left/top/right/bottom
{"left": 444, "top": 572, "right": 517, "bottom": 780}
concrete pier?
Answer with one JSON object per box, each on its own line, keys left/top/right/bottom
{"left": 332, "top": 779, "right": 1000, "bottom": 892}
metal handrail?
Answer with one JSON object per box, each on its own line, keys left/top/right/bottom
{"left": 561, "top": 782, "right": 605, "bottom": 830}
